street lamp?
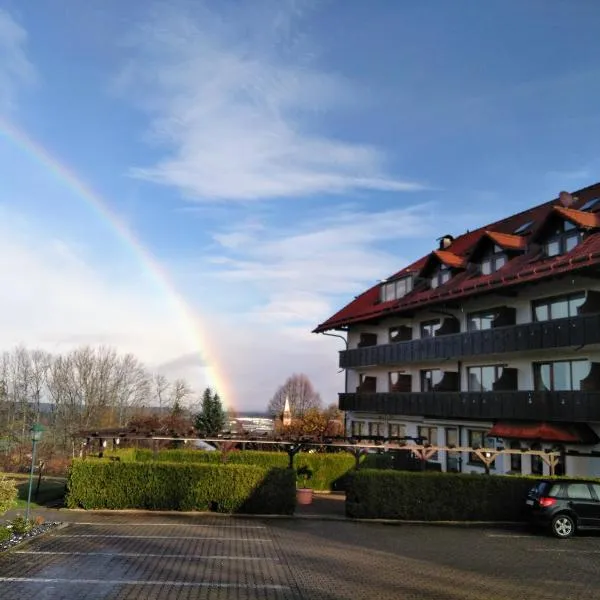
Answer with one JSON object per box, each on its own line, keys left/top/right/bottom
{"left": 25, "top": 423, "right": 44, "bottom": 522}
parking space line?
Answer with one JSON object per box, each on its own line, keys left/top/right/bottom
{"left": 53, "top": 534, "right": 272, "bottom": 540}
{"left": 71, "top": 523, "right": 267, "bottom": 528}
{"left": 485, "top": 534, "right": 537, "bottom": 538}
{"left": 14, "top": 551, "right": 278, "bottom": 560}
{"left": 533, "top": 548, "right": 600, "bottom": 554}
{"left": 0, "top": 577, "right": 290, "bottom": 589}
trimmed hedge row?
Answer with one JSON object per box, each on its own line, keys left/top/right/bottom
{"left": 346, "top": 470, "right": 537, "bottom": 521}
{"left": 66, "top": 460, "right": 295, "bottom": 514}
{"left": 107, "top": 449, "right": 355, "bottom": 491}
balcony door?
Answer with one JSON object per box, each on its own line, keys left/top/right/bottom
{"left": 445, "top": 427, "right": 460, "bottom": 472}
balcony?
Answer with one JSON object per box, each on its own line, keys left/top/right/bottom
{"left": 338, "top": 390, "right": 600, "bottom": 423}
{"left": 339, "top": 313, "right": 600, "bottom": 369}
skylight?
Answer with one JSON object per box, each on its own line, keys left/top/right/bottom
{"left": 580, "top": 197, "right": 600, "bottom": 212}
{"left": 513, "top": 220, "right": 533, "bottom": 235}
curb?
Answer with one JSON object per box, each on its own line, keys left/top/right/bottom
{"left": 28, "top": 507, "right": 526, "bottom": 528}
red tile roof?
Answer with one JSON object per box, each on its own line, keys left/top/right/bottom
{"left": 432, "top": 250, "right": 466, "bottom": 269}
{"left": 314, "top": 182, "right": 600, "bottom": 333}
{"left": 485, "top": 231, "right": 526, "bottom": 251}
{"left": 554, "top": 206, "right": 600, "bottom": 229}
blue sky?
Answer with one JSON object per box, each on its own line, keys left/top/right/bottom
{"left": 0, "top": 0, "right": 599, "bottom": 410}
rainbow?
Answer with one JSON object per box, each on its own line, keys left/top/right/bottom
{"left": 0, "top": 116, "right": 232, "bottom": 408}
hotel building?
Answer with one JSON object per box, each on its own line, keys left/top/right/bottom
{"left": 314, "top": 184, "right": 600, "bottom": 476}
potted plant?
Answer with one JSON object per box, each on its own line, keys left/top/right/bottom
{"left": 296, "top": 465, "right": 313, "bottom": 505}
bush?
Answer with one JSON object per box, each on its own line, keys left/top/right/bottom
{"left": 66, "top": 459, "right": 295, "bottom": 514}
{"left": 346, "top": 470, "right": 538, "bottom": 521}
{"left": 10, "top": 515, "right": 33, "bottom": 534}
{"left": 0, "top": 526, "right": 11, "bottom": 542}
{"left": 0, "top": 476, "right": 17, "bottom": 514}
{"left": 114, "top": 449, "right": 355, "bottom": 491}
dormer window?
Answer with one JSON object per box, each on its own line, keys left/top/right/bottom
{"left": 480, "top": 245, "right": 507, "bottom": 275}
{"left": 431, "top": 264, "right": 452, "bottom": 289}
{"left": 545, "top": 220, "right": 582, "bottom": 257}
{"left": 380, "top": 275, "right": 413, "bottom": 302}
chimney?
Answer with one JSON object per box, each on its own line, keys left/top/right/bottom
{"left": 559, "top": 191, "right": 574, "bottom": 207}
{"left": 438, "top": 234, "right": 454, "bottom": 250}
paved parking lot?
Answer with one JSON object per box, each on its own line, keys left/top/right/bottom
{"left": 0, "top": 513, "right": 599, "bottom": 599}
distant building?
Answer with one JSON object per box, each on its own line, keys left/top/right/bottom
{"left": 282, "top": 396, "right": 292, "bottom": 427}
{"left": 228, "top": 413, "right": 274, "bottom": 435}
{"left": 315, "top": 183, "right": 600, "bottom": 477}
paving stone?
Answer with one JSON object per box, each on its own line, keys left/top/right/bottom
{"left": 0, "top": 514, "right": 599, "bottom": 599}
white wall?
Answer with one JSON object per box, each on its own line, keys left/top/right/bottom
{"left": 346, "top": 274, "right": 600, "bottom": 349}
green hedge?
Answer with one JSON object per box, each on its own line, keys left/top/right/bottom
{"left": 66, "top": 460, "right": 295, "bottom": 514}
{"left": 0, "top": 476, "right": 17, "bottom": 514}
{"left": 107, "top": 449, "right": 355, "bottom": 491}
{"left": 346, "top": 470, "right": 539, "bottom": 521}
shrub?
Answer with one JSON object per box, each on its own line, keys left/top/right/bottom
{"left": 11, "top": 515, "right": 33, "bottom": 534}
{"left": 119, "top": 449, "right": 355, "bottom": 491}
{"left": 66, "top": 459, "right": 295, "bottom": 514}
{"left": 0, "top": 476, "right": 17, "bottom": 514}
{"left": 346, "top": 470, "right": 538, "bottom": 521}
{"left": 0, "top": 526, "right": 11, "bottom": 542}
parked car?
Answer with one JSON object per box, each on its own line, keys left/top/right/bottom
{"left": 525, "top": 479, "right": 600, "bottom": 538}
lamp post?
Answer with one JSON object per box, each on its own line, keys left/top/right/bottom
{"left": 26, "top": 423, "right": 44, "bottom": 522}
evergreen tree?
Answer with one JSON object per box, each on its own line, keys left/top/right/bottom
{"left": 194, "top": 387, "right": 226, "bottom": 436}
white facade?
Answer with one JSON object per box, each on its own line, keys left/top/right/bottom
{"left": 343, "top": 274, "right": 600, "bottom": 476}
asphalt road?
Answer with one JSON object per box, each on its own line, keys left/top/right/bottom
{"left": 0, "top": 513, "right": 599, "bottom": 599}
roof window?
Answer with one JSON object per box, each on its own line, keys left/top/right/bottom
{"left": 580, "top": 198, "right": 600, "bottom": 212}
{"left": 513, "top": 220, "right": 533, "bottom": 235}
{"left": 380, "top": 275, "right": 413, "bottom": 302}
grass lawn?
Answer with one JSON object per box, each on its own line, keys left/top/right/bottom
{"left": 1, "top": 473, "right": 66, "bottom": 509}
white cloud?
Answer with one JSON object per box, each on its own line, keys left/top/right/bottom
{"left": 116, "top": 1, "right": 423, "bottom": 201}
{"left": 0, "top": 9, "right": 36, "bottom": 112}
{"left": 0, "top": 209, "right": 206, "bottom": 386}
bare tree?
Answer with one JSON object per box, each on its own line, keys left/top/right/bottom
{"left": 153, "top": 374, "right": 170, "bottom": 411}
{"left": 169, "top": 378, "right": 193, "bottom": 411}
{"left": 267, "top": 373, "right": 322, "bottom": 418}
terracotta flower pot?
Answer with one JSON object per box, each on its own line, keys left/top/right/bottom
{"left": 296, "top": 487, "right": 313, "bottom": 505}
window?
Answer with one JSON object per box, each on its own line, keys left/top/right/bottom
{"left": 388, "top": 423, "right": 406, "bottom": 439}
{"left": 509, "top": 441, "right": 522, "bottom": 473}
{"left": 421, "top": 369, "right": 443, "bottom": 391}
{"left": 544, "top": 220, "right": 582, "bottom": 257}
{"left": 566, "top": 483, "right": 593, "bottom": 500}
{"left": 468, "top": 430, "right": 496, "bottom": 467}
{"left": 380, "top": 276, "right": 413, "bottom": 302}
{"left": 368, "top": 422, "right": 385, "bottom": 437}
{"left": 446, "top": 428, "right": 460, "bottom": 472}
{"left": 418, "top": 426, "right": 438, "bottom": 460}
{"left": 389, "top": 325, "right": 412, "bottom": 343}
{"left": 388, "top": 372, "right": 411, "bottom": 393}
{"left": 467, "top": 365, "right": 504, "bottom": 391}
{"left": 358, "top": 332, "right": 378, "bottom": 347}
{"left": 532, "top": 292, "right": 585, "bottom": 322}
{"left": 358, "top": 374, "right": 377, "bottom": 393}
{"left": 580, "top": 198, "right": 600, "bottom": 212}
{"left": 514, "top": 220, "right": 534, "bottom": 235}
{"left": 534, "top": 359, "right": 590, "bottom": 391}
{"left": 420, "top": 319, "right": 441, "bottom": 338}
{"left": 351, "top": 421, "right": 365, "bottom": 437}
{"left": 431, "top": 264, "right": 452, "bottom": 289}
{"left": 531, "top": 453, "right": 544, "bottom": 475}
{"left": 590, "top": 483, "right": 600, "bottom": 500}
{"left": 480, "top": 244, "right": 507, "bottom": 275}
{"left": 467, "top": 310, "right": 496, "bottom": 331}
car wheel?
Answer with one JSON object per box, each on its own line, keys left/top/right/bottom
{"left": 551, "top": 514, "right": 575, "bottom": 539}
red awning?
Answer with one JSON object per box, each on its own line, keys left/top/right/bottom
{"left": 487, "top": 422, "right": 597, "bottom": 444}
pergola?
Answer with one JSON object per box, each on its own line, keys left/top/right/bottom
{"left": 73, "top": 428, "right": 563, "bottom": 475}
